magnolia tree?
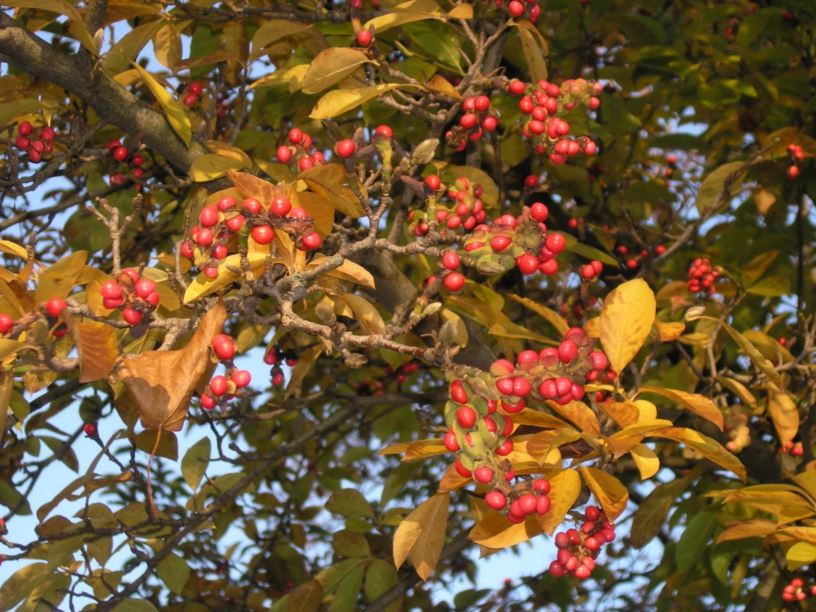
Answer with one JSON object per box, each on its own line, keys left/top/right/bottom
{"left": 0, "top": 0, "right": 814, "bottom": 610}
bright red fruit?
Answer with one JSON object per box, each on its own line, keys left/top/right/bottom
{"left": 0, "top": 314, "right": 13, "bottom": 334}
{"left": 209, "top": 375, "right": 229, "bottom": 397}
{"left": 211, "top": 334, "right": 236, "bottom": 360}
{"left": 457, "top": 406, "right": 477, "bottom": 428}
{"left": 485, "top": 490, "right": 507, "bottom": 510}
{"left": 44, "top": 298, "right": 67, "bottom": 318}
{"left": 112, "top": 146, "right": 129, "bottom": 162}
{"left": 242, "top": 198, "right": 262, "bottom": 216}
{"left": 356, "top": 30, "right": 373, "bottom": 46}
{"left": 270, "top": 195, "right": 292, "bottom": 217}
{"left": 251, "top": 225, "right": 275, "bottom": 244}
{"left": 232, "top": 370, "right": 252, "bottom": 388}
{"left": 441, "top": 250, "right": 460, "bottom": 270}
{"left": 134, "top": 278, "right": 156, "bottom": 300}
{"left": 444, "top": 272, "right": 465, "bottom": 292}
{"left": 474, "top": 466, "right": 494, "bottom": 483}
{"left": 122, "top": 308, "right": 142, "bottom": 326}
{"left": 301, "top": 232, "right": 322, "bottom": 251}
{"left": 335, "top": 139, "right": 356, "bottom": 158}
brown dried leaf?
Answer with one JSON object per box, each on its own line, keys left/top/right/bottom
{"left": 65, "top": 313, "right": 120, "bottom": 382}
{"left": 118, "top": 302, "right": 226, "bottom": 432}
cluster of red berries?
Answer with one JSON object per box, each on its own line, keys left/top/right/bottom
{"left": 664, "top": 153, "right": 678, "bottom": 178}
{"left": 442, "top": 330, "right": 613, "bottom": 520}
{"left": 687, "top": 257, "right": 720, "bottom": 295}
{"left": 550, "top": 505, "right": 615, "bottom": 579}
{"left": 786, "top": 144, "right": 804, "bottom": 180}
{"left": 181, "top": 194, "right": 321, "bottom": 278}
{"left": 782, "top": 577, "right": 816, "bottom": 603}
{"left": 264, "top": 346, "right": 298, "bottom": 387}
{"left": 182, "top": 81, "right": 205, "bottom": 107}
{"left": 493, "top": 328, "right": 614, "bottom": 408}
{"left": 445, "top": 95, "right": 499, "bottom": 151}
{"left": 355, "top": 29, "right": 374, "bottom": 47}
{"left": 615, "top": 243, "right": 666, "bottom": 271}
{"left": 99, "top": 268, "right": 161, "bottom": 326}
{"left": 497, "top": 0, "right": 541, "bottom": 22}
{"left": 509, "top": 78, "right": 600, "bottom": 163}
{"left": 781, "top": 440, "right": 804, "bottom": 457}
{"left": 412, "top": 175, "right": 488, "bottom": 235}
{"left": 107, "top": 139, "right": 147, "bottom": 189}
{"left": 14, "top": 121, "right": 56, "bottom": 163}
{"left": 275, "top": 128, "right": 327, "bottom": 172}
{"left": 388, "top": 360, "right": 421, "bottom": 384}
{"left": 199, "top": 334, "right": 251, "bottom": 410}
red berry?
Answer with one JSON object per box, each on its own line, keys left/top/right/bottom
{"left": 100, "top": 280, "right": 123, "bottom": 300}
{"left": 211, "top": 334, "right": 236, "bottom": 360}
{"left": 113, "top": 146, "right": 129, "bottom": 162}
{"left": 474, "top": 466, "right": 495, "bottom": 484}
{"left": 508, "top": 80, "right": 526, "bottom": 95}
{"left": 441, "top": 250, "right": 460, "bottom": 270}
{"left": 195, "top": 227, "right": 214, "bottom": 247}
{"left": 496, "top": 439, "right": 513, "bottom": 455}
{"left": 508, "top": 0, "right": 524, "bottom": 16}
{"left": 251, "top": 225, "right": 275, "bottom": 244}
{"left": 516, "top": 253, "right": 539, "bottom": 275}
{"left": 209, "top": 375, "right": 229, "bottom": 397}
{"left": 460, "top": 113, "right": 479, "bottom": 129}
{"left": 356, "top": 30, "right": 373, "bottom": 47}
{"left": 231, "top": 370, "right": 252, "bottom": 388}
{"left": 83, "top": 423, "right": 97, "bottom": 437}
{"left": 122, "top": 307, "right": 142, "bottom": 326}
{"left": 225, "top": 214, "right": 245, "bottom": 232}
{"left": 335, "top": 139, "right": 357, "bottom": 158}
{"left": 536, "top": 495, "right": 551, "bottom": 515}
{"left": 182, "top": 93, "right": 198, "bottom": 106}
{"left": 242, "top": 198, "right": 262, "bottom": 216}
{"left": 533, "top": 478, "right": 551, "bottom": 494}
{"left": 518, "top": 493, "right": 537, "bottom": 515}
{"left": 513, "top": 376, "right": 532, "bottom": 397}
{"left": 134, "top": 278, "right": 156, "bottom": 300}
{"left": 557, "top": 339, "right": 578, "bottom": 363}
{"left": 0, "top": 314, "right": 13, "bottom": 334}
{"left": 288, "top": 128, "right": 304, "bottom": 144}
{"left": 444, "top": 430, "right": 459, "bottom": 452}
{"left": 374, "top": 124, "right": 394, "bottom": 138}
{"left": 787, "top": 165, "right": 800, "bottom": 179}
{"left": 490, "top": 234, "right": 512, "bottom": 252}
{"left": 457, "top": 405, "right": 477, "bottom": 428}
{"left": 270, "top": 195, "right": 292, "bottom": 217}
{"left": 18, "top": 121, "right": 32, "bottom": 136}
{"left": 217, "top": 196, "right": 236, "bottom": 212}
{"left": 481, "top": 116, "right": 498, "bottom": 132}
{"left": 585, "top": 506, "right": 601, "bottom": 521}
{"left": 454, "top": 459, "right": 472, "bottom": 478}
{"left": 44, "top": 298, "right": 67, "bottom": 318}
{"left": 485, "top": 490, "right": 507, "bottom": 510}
{"left": 15, "top": 136, "right": 30, "bottom": 149}
{"left": 545, "top": 233, "right": 566, "bottom": 255}
{"left": 444, "top": 272, "right": 465, "bottom": 292}
{"left": 301, "top": 232, "right": 322, "bottom": 251}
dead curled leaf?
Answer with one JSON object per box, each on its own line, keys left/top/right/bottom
{"left": 116, "top": 301, "right": 226, "bottom": 432}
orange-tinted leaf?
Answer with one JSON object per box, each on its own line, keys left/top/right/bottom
{"left": 639, "top": 386, "right": 724, "bottom": 430}
{"left": 654, "top": 318, "right": 685, "bottom": 341}
{"left": 580, "top": 466, "right": 628, "bottom": 521}
{"left": 469, "top": 512, "right": 542, "bottom": 549}
{"left": 717, "top": 520, "right": 778, "bottom": 544}
{"left": 65, "top": 314, "right": 120, "bottom": 382}
{"left": 598, "top": 400, "right": 639, "bottom": 428}
{"left": 650, "top": 427, "right": 746, "bottom": 481}
{"left": 34, "top": 251, "right": 87, "bottom": 302}
{"left": 631, "top": 443, "right": 660, "bottom": 480}
{"left": 599, "top": 278, "right": 656, "bottom": 374}
{"left": 301, "top": 48, "right": 371, "bottom": 94}
{"left": 393, "top": 493, "right": 449, "bottom": 580}
{"left": 118, "top": 301, "right": 226, "bottom": 432}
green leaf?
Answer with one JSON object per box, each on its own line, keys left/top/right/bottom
{"left": 331, "top": 560, "right": 365, "bottom": 612}
{"left": 301, "top": 48, "right": 372, "bottom": 95}
{"left": 514, "top": 20, "right": 548, "bottom": 82}
{"left": 112, "top": 599, "right": 160, "bottom": 612}
{"left": 310, "top": 84, "right": 405, "bottom": 119}
{"left": 326, "top": 489, "right": 374, "bottom": 519}
{"left": 696, "top": 161, "right": 747, "bottom": 214}
{"left": 746, "top": 275, "right": 790, "bottom": 297}
{"left": 676, "top": 511, "right": 716, "bottom": 572}
{"left": 157, "top": 554, "right": 190, "bottom": 594}
{"left": 103, "top": 20, "right": 165, "bottom": 75}
{"left": 133, "top": 63, "right": 192, "bottom": 145}
{"left": 364, "top": 559, "right": 398, "bottom": 602}
{"left": 332, "top": 530, "right": 371, "bottom": 558}
{"left": 181, "top": 436, "right": 211, "bottom": 490}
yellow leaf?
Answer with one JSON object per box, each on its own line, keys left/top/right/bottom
{"left": 290, "top": 190, "right": 335, "bottom": 237}
{"left": 0, "top": 240, "right": 28, "bottom": 260}
{"left": 118, "top": 301, "right": 226, "bottom": 432}
{"left": 538, "top": 469, "right": 581, "bottom": 534}
{"left": 103, "top": 19, "right": 165, "bottom": 74}
{"left": 65, "top": 314, "right": 120, "bottom": 382}
{"left": 301, "top": 48, "right": 372, "bottom": 94}
{"left": 545, "top": 400, "right": 600, "bottom": 436}
{"left": 743, "top": 329, "right": 793, "bottom": 363}
{"left": 715, "top": 375, "right": 757, "bottom": 408}
{"left": 526, "top": 428, "right": 580, "bottom": 464}
{"left": 153, "top": 23, "right": 181, "bottom": 69}
{"left": 654, "top": 318, "right": 685, "bottom": 342}
{"left": 511, "top": 409, "right": 572, "bottom": 430}
{"left": 514, "top": 20, "right": 548, "bottom": 82}
{"left": 754, "top": 188, "right": 776, "bottom": 215}
{"left": 583, "top": 317, "right": 600, "bottom": 337}
{"left": 6, "top": 0, "right": 96, "bottom": 54}
{"left": 605, "top": 419, "right": 673, "bottom": 457}
{"left": 631, "top": 443, "right": 660, "bottom": 480}
{"left": 189, "top": 154, "right": 245, "bottom": 182}
{"left": 364, "top": 0, "right": 444, "bottom": 32}
{"left": 469, "top": 513, "right": 541, "bottom": 549}
{"left": 339, "top": 294, "right": 385, "bottom": 335}
{"left": 769, "top": 390, "right": 799, "bottom": 445}
{"left": 299, "top": 163, "right": 365, "bottom": 218}
{"left": 308, "top": 256, "right": 375, "bottom": 290}
{"left": 787, "top": 542, "right": 816, "bottom": 570}
{"left": 132, "top": 63, "right": 192, "bottom": 146}
{"left": 650, "top": 427, "right": 746, "bottom": 481}
{"left": 183, "top": 253, "right": 274, "bottom": 304}
{"left": 598, "top": 400, "right": 639, "bottom": 428}
{"left": 717, "top": 520, "right": 777, "bottom": 543}
{"left": 447, "top": 3, "right": 473, "bottom": 19}
{"left": 206, "top": 140, "right": 252, "bottom": 168}
{"left": 639, "top": 386, "right": 724, "bottom": 430}
{"left": 426, "top": 75, "right": 461, "bottom": 99}
{"left": 792, "top": 471, "right": 816, "bottom": 501}
{"left": 378, "top": 438, "right": 447, "bottom": 460}
{"left": 393, "top": 493, "right": 449, "bottom": 580}
{"left": 600, "top": 278, "right": 656, "bottom": 374}
{"left": 310, "top": 84, "right": 406, "bottom": 120}
{"left": 580, "top": 467, "right": 628, "bottom": 521}
{"left": 249, "top": 20, "right": 313, "bottom": 61}
{"left": 779, "top": 526, "right": 816, "bottom": 546}
{"left": 34, "top": 251, "right": 88, "bottom": 303}
{"left": 249, "top": 63, "right": 310, "bottom": 90}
